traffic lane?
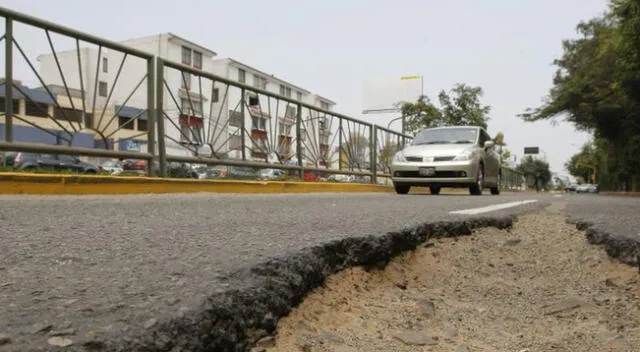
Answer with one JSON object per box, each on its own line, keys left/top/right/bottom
{"left": 0, "top": 192, "right": 548, "bottom": 348}
{"left": 566, "top": 193, "right": 640, "bottom": 239}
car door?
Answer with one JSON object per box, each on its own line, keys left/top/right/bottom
{"left": 57, "top": 154, "right": 84, "bottom": 173}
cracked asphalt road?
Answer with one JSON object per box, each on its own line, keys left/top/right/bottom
{"left": 0, "top": 191, "right": 626, "bottom": 351}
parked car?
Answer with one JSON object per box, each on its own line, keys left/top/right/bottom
{"left": 1, "top": 152, "right": 17, "bottom": 167}
{"left": 100, "top": 160, "right": 123, "bottom": 175}
{"left": 565, "top": 183, "right": 578, "bottom": 193}
{"left": 260, "top": 168, "right": 285, "bottom": 180}
{"left": 120, "top": 159, "right": 197, "bottom": 178}
{"left": 11, "top": 152, "right": 100, "bottom": 174}
{"left": 576, "top": 183, "right": 599, "bottom": 193}
{"left": 390, "top": 126, "right": 501, "bottom": 195}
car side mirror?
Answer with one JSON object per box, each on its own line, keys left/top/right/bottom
{"left": 484, "top": 141, "right": 495, "bottom": 149}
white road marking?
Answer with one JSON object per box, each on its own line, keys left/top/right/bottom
{"left": 449, "top": 200, "right": 539, "bottom": 215}
{"left": 553, "top": 194, "right": 563, "bottom": 198}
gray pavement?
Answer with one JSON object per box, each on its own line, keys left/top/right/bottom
{"left": 565, "top": 192, "right": 640, "bottom": 240}
{"left": 0, "top": 191, "right": 555, "bottom": 350}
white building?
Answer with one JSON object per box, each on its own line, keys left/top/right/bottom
{"left": 210, "top": 58, "right": 336, "bottom": 165}
{"left": 37, "top": 33, "right": 218, "bottom": 156}
{"left": 37, "top": 33, "right": 338, "bottom": 164}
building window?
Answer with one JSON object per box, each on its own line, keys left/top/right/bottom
{"left": 98, "top": 81, "right": 108, "bottom": 97}
{"left": 84, "top": 113, "right": 93, "bottom": 129}
{"left": 252, "top": 75, "right": 266, "bottom": 90}
{"left": 285, "top": 105, "right": 296, "bottom": 118}
{"left": 180, "top": 123, "right": 203, "bottom": 144}
{"left": 296, "top": 91, "right": 302, "bottom": 100}
{"left": 24, "top": 101, "right": 49, "bottom": 118}
{"left": 181, "top": 46, "right": 192, "bottom": 65}
{"left": 285, "top": 87, "right": 292, "bottom": 98}
{"left": 320, "top": 101, "right": 330, "bottom": 110}
{"left": 278, "top": 122, "right": 292, "bottom": 135}
{"left": 318, "top": 117, "right": 327, "bottom": 130}
{"left": 248, "top": 95, "right": 259, "bottom": 107}
{"left": 137, "top": 119, "right": 148, "bottom": 132}
{"left": 279, "top": 84, "right": 286, "bottom": 96}
{"left": 238, "top": 68, "right": 246, "bottom": 83}
{"left": 181, "top": 98, "right": 202, "bottom": 116}
{"left": 118, "top": 116, "right": 135, "bottom": 130}
{"left": 102, "top": 57, "right": 108, "bottom": 73}
{"left": 229, "top": 134, "right": 242, "bottom": 150}
{"left": 252, "top": 116, "right": 266, "bottom": 130}
{"left": 212, "top": 88, "right": 219, "bottom": 103}
{"left": 229, "top": 110, "right": 243, "bottom": 127}
{"left": 193, "top": 51, "right": 202, "bottom": 69}
{"left": 181, "top": 72, "right": 191, "bottom": 89}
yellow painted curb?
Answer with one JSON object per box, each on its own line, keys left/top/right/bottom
{"left": 0, "top": 172, "right": 394, "bottom": 195}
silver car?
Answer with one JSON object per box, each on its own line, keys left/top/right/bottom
{"left": 390, "top": 126, "right": 501, "bottom": 195}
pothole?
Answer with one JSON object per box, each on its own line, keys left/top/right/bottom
{"left": 259, "top": 206, "right": 640, "bottom": 352}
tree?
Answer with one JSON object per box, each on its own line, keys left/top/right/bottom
{"left": 378, "top": 140, "right": 400, "bottom": 173}
{"left": 501, "top": 149, "right": 512, "bottom": 164}
{"left": 340, "top": 132, "right": 369, "bottom": 169}
{"left": 519, "top": 0, "right": 640, "bottom": 191}
{"left": 401, "top": 83, "right": 492, "bottom": 133}
{"left": 517, "top": 155, "right": 552, "bottom": 191}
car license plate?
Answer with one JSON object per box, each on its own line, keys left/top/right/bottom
{"left": 419, "top": 167, "right": 435, "bottom": 176}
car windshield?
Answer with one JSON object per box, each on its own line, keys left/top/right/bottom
{"left": 411, "top": 128, "right": 478, "bottom": 146}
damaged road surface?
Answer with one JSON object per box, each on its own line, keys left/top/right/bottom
{"left": 2, "top": 192, "right": 637, "bottom": 351}
{"left": 266, "top": 202, "right": 640, "bottom": 351}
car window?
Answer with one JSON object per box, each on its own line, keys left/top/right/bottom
{"left": 412, "top": 128, "right": 478, "bottom": 145}
{"left": 36, "top": 153, "right": 56, "bottom": 160}
{"left": 58, "top": 155, "right": 77, "bottom": 163}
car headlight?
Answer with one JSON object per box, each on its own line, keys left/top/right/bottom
{"left": 393, "top": 151, "right": 407, "bottom": 162}
{"left": 453, "top": 150, "right": 474, "bottom": 161}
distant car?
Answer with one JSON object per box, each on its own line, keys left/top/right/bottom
{"left": 390, "top": 126, "right": 501, "bottom": 195}
{"left": 100, "top": 160, "right": 123, "bottom": 175}
{"left": 12, "top": 152, "right": 99, "bottom": 174}
{"left": 260, "top": 168, "right": 285, "bottom": 180}
{"left": 576, "top": 183, "right": 599, "bottom": 194}
{"left": 565, "top": 184, "right": 578, "bottom": 193}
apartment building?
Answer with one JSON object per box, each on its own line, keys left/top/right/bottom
{"left": 36, "top": 32, "right": 338, "bottom": 164}
{"left": 211, "top": 58, "right": 336, "bottom": 165}
{"left": 37, "top": 33, "right": 218, "bottom": 156}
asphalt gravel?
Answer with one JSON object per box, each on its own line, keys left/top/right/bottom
{"left": 0, "top": 192, "right": 548, "bottom": 351}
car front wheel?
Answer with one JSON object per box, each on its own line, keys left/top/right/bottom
{"left": 394, "top": 183, "right": 411, "bottom": 195}
{"left": 491, "top": 173, "right": 501, "bottom": 195}
{"left": 469, "top": 165, "right": 483, "bottom": 196}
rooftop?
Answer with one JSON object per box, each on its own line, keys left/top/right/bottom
{"left": 218, "top": 58, "right": 312, "bottom": 95}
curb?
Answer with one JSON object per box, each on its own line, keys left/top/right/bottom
{"left": 68, "top": 216, "right": 514, "bottom": 352}
{"left": 0, "top": 173, "right": 393, "bottom": 195}
{"left": 600, "top": 191, "right": 640, "bottom": 197}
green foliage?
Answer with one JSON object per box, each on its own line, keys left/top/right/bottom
{"left": 501, "top": 149, "right": 512, "bottom": 163}
{"left": 378, "top": 140, "right": 400, "bottom": 171}
{"left": 521, "top": 0, "right": 640, "bottom": 191}
{"left": 517, "top": 155, "right": 552, "bottom": 189}
{"left": 401, "top": 83, "right": 491, "bottom": 133}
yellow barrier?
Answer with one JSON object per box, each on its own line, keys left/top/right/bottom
{"left": 0, "top": 173, "right": 394, "bottom": 195}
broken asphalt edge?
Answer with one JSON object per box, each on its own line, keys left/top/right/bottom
{"left": 568, "top": 218, "right": 640, "bottom": 268}
{"left": 42, "top": 215, "right": 513, "bottom": 352}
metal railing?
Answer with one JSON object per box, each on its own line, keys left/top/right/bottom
{"left": 0, "top": 6, "right": 525, "bottom": 189}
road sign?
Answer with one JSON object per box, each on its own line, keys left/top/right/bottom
{"left": 524, "top": 147, "right": 539, "bottom": 154}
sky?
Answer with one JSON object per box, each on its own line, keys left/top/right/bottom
{"left": 0, "top": 0, "right": 609, "bottom": 174}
